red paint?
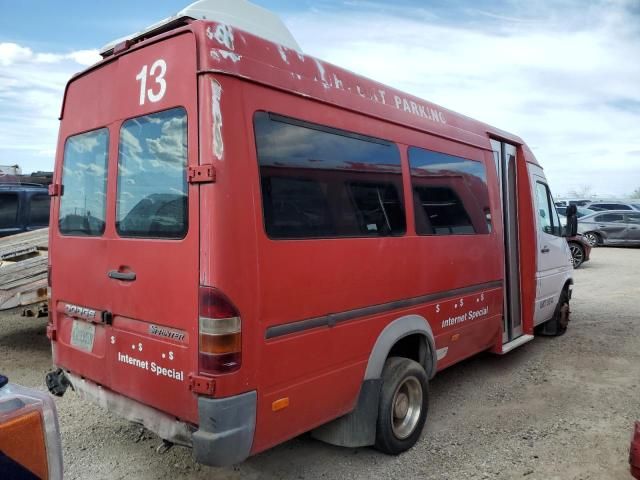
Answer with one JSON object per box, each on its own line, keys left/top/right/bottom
{"left": 50, "top": 20, "right": 548, "bottom": 457}
{"left": 631, "top": 421, "right": 640, "bottom": 479}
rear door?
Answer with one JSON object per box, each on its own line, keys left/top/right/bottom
{"left": 596, "top": 213, "right": 628, "bottom": 243}
{"left": 51, "top": 32, "right": 200, "bottom": 422}
{"left": 625, "top": 213, "right": 640, "bottom": 242}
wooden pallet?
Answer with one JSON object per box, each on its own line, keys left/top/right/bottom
{"left": 0, "top": 229, "right": 49, "bottom": 313}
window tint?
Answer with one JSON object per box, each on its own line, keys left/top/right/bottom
{"left": 595, "top": 213, "right": 624, "bottom": 223}
{"left": 254, "top": 112, "right": 405, "bottom": 239}
{"left": 0, "top": 193, "right": 19, "bottom": 228}
{"left": 59, "top": 129, "right": 108, "bottom": 236}
{"left": 117, "top": 107, "right": 188, "bottom": 239}
{"left": 29, "top": 194, "right": 50, "bottom": 226}
{"left": 408, "top": 147, "right": 491, "bottom": 235}
{"left": 626, "top": 213, "right": 640, "bottom": 224}
{"left": 591, "top": 203, "right": 631, "bottom": 210}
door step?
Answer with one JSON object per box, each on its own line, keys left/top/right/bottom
{"left": 500, "top": 334, "right": 534, "bottom": 354}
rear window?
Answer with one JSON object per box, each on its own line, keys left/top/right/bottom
{"left": 29, "top": 194, "right": 50, "bottom": 226}
{"left": 0, "top": 193, "right": 19, "bottom": 228}
{"left": 116, "top": 107, "right": 188, "bottom": 239}
{"left": 254, "top": 112, "right": 405, "bottom": 239}
{"left": 59, "top": 128, "right": 109, "bottom": 236}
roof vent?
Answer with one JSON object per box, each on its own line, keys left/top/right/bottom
{"left": 100, "top": 0, "right": 301, "bottom": 57}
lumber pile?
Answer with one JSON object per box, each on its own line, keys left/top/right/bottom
{"left": 0, "top": 229, "right": 49, "bottom": 314}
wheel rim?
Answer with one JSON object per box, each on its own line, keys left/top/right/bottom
{"left": 391, "top": 376, "right": 422, "bottom": 440}
{"left": 569, "top": 245, "right": 583, "bottom": 267}
{"left": 584, "top": 233, "right": 597, "bottom": 246}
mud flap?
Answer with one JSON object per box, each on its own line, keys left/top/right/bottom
{"left": 311, "top": 378, "right": 381, "bottom": 448}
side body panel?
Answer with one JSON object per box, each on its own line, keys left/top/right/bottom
{"left": 208, "top": 78, "right": 506, "bottom": 454}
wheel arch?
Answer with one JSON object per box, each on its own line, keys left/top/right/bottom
{"left": 364, "top": 314, "right": 437, "bottom": 381}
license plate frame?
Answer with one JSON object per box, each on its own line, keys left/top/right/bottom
{"left": 70, "top": 320, "right": 96, "bottom": 352}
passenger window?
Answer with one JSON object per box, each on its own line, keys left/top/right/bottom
{"left": 29, "top": 194, "right": 50, "bottom": 226}
{"left": 117, "top": 107, "right": 188, "bottom": 239}
{"left": 408, "top": 147, "right": 491, "bottom": 235}
{"left": 595, "top": 213, "right": 624, "bottom": 223}
{"left": 626, "top": 214, "right": 640, "bottom": 224}
{"left": 0, "top": 194, "right": 19, "bottom": 228}
{"left": 59, "top": 128, "right": 109, "bottom": 236}
{"left": 253, "top": 112, "right": 405, "bottom": 239}
{"left": 535, "top": 182, "right": 562, "bottom": 236}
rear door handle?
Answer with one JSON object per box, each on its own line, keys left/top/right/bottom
{"left": 108, "top": 270, "right": 136, "bottom": 281}
{"left": 541, "top": 246, "right": 550, "bottom": 253}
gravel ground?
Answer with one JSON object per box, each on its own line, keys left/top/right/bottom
{"left": 1, "top": 246, "right": 638, "bottom": 479}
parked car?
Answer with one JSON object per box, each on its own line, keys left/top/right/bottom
{"left": 0, "top": 183, "right": 50, "bottom": 237}
{"left": 585, "top": 201, "right": 640, "bottom": 212}
{"left": 557, "top": 206, "right": 595, "bottom": 218}
{"left": 566, "top": 234, "right": 591, "bottom": 268}
{"left": 577, "top": 210, "right": 640, "bottom": 246}
{"left": 554, "top": 198, "right": 592, "bottom": 207}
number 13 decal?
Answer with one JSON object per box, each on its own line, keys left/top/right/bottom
{"left": 136, "top": 59, "right": 167, "bottom": 105}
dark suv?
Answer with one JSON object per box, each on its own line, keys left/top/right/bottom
{"left": 0, "top": 183, "right": 50, "bottom": 237}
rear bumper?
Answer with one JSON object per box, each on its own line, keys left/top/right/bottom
{"left": 65, "top": 371, "right": 257, "bottom": 466}
{"left": 193, "top": 390, "right": 257, "bottom": 466}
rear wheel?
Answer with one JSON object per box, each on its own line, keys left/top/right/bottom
{"left": 568, "top": 242, "right": 585, "bottom": 268}
{"left": 583, "top": 232, "right": 600, "bottom": 247}
{"left": 375, "top": 357, "right": 428, "bottom": 455}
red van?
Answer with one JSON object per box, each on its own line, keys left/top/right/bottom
{"left": 46, "top": 0, "right": 575, "bottom": 466}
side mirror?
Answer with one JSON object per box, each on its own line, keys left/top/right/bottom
{"left": 565, "top": 205, "right": 578, "bottom": 237}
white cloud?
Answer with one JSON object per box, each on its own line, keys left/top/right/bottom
{"left": 0, "top": 43, "right": 32, "bottom": 66}
{"left": 0, "top": 42, "right": 100, "bottom": 172}
{"left": 283, "top": 0, "right": 640, "bottom": 197}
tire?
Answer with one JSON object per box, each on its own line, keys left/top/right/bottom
{"left": 583, "top": 232, "right": 600, "bottom": 247}
{"left": 537, "top": 288, "right": 570, "bottom": 336}
{"left": 375, "top": 357, "right": 429, "bottom": 455}
{"left": 568, "top": 242, "right": 584, "bottom": 268}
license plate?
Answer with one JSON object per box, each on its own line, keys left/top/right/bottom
{"left": 71, "top": 320, "right": 96, "bottom": 352}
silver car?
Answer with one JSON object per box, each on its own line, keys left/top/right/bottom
{"left": 577, "top": 210, "right": 640, "bottom": 246}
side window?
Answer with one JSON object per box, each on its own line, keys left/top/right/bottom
{"left": 0, "top": 193, "right": 19, "bottom": 228}
{"left": 253, "top": 112, "right": 405, "bottom": 239}
{"left": 117, "top": 107, "right": 188, "bottom": 239}
{"left": 408, "top": 147, "right": 491, "bottom": 235}
{"left": 535, "top": 181, "right": 562, "bottom": 236}
{"left": 29, "top": 194, "right": 50, "bottom": 226}
{"left": 59, "top": 128, "right": 109, "bottom": 236}
{"left": 535, "top": 182, "right": 552, "bottom": 234}
{"left": 625, "top": 213, "right": 640, "bottom": 224}
{"left": 595, "top": 213, "right": 624, "bottom": 223}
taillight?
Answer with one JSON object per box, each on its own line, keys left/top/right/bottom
{"left": 198, "top": 286, "right": 241, "bottom": 374}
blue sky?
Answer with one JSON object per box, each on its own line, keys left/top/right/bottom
{"left": 1, "top": 0, "right": 639, "bottom": 196}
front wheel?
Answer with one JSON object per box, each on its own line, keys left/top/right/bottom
{"left": 375, "top": 357, "right": 429, "bottom": 455}
{"left": 583, "top": 232, "right": 600, "bottom": 247}
{"left": 537, "top": 289, "right": 570, "bottom": 336}
{"left": 569, "top": 242, "right": 585, "bottom": 268}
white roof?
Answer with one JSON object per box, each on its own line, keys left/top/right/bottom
{"left": 100, "top": 0, "right": 301, "bottom": 56}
